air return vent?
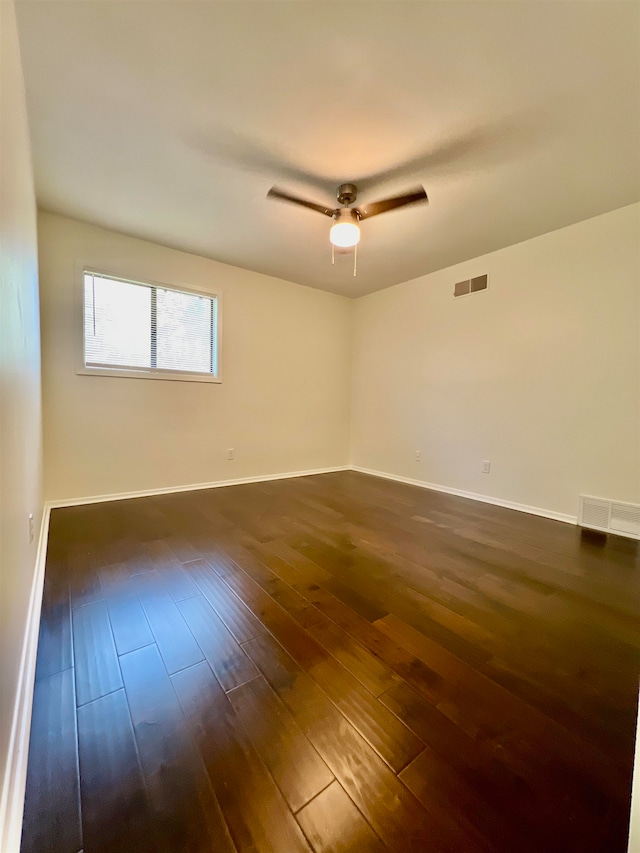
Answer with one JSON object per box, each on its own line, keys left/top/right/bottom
{"left": 454, "top": 274, "right": 488, "bottom": 297}
{"left": 578, "top": 495, "right": 640, "bottom": 539}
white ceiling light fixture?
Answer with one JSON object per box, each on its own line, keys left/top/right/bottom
{"left": 330, "top": 208, "right": 361, "bottom": 248}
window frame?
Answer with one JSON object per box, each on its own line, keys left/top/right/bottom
{"left": 76, "top": 265, "right": 222, "bottom": 384}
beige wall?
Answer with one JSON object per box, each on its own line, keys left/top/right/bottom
{"left": 0, "top": 0, "right": 43, "bottom": 832}
{"left": 39, "top": 213, "right": 352, "bottom": 502}
{"left": 40, "top": 204, "right": 640, "bottom": 517}
{"left": 351, "top": 204, "right": 640, "bottom": 519}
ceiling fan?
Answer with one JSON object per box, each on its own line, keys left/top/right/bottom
{"left": 267, "top": 182, "right": 428, "bottom": 249}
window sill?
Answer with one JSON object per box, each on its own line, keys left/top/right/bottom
{"left": 76, "top": 366, "right": 222, "bottom": 384}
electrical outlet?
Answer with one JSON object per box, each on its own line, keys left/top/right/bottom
{"left": 415, "top": 450, "right": 421, "bottom": 462}
{"left": 227, "top": 448, "right": 235, "bottom": 461}
{"left": 28, "top": 513, "right": 34, "bottom": 543}
{"left": 482, "top": 460, "right": 491, "bottom": 474}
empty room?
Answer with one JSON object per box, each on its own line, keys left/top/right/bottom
{"left": 1, "top": 1, "right": 639, "bottom": 851}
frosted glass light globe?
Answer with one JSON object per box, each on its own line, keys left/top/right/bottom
{"left": 330, "top": 208, "right": 361, "bottom": 248}
{"left": 330, "top": 221, "right": 361, "bottom": 248}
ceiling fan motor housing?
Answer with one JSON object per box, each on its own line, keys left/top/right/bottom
{"left": 337, "top": 183, "right": 358, "bottom": 206}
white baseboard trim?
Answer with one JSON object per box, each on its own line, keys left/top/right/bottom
{"left": 350, "top": 466, "right": 578, "bottom": 526}
{"left": 0, "top": 505, "right": 51, "bottom": 853}
{"left": 46, "top": 465, "right": 578, "bottom": 525}
{"left": 46, "top": 465, "right": 350, "bottom": 509}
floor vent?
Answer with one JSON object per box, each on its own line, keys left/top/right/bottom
{"left": 454, "top": 274, "right": 488, "bottom": 297}
{"left": 578, "top": 495, "right": 640, "bottom": 539}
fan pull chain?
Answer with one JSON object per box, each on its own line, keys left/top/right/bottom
{"left": 331, "top": 243, "right": 357, "bottom": 275}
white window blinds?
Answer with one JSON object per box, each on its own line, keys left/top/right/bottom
{"left": 83, "top": 272, "right": 219, "bottom": 379}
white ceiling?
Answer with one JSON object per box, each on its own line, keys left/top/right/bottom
{"left": 15, "top": 1, "right": 640, "bottom": 298}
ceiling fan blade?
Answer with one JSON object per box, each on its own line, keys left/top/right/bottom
{"left": 267, "top": 187, "right": 334, "bottom": 217}
{"left": 357, "top": 187, "right": 428, "bottom": 220}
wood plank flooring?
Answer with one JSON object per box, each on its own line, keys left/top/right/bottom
{"left": 21, "top": 471, "right": 640, "bottom": 852}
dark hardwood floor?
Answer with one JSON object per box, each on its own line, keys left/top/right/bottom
{"left": 21, "top": 471, "right": 640, "bottom": 852}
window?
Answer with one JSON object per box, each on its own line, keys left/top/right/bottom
{"left": 80, "top": 271, "right": 220, "bottom": 382}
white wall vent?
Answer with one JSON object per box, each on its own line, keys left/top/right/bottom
{"left": 454, "top": 274, "right": 488, "bottom": 297}
{"left": 578, "top": 495, "right": 640, "bottom": 539}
